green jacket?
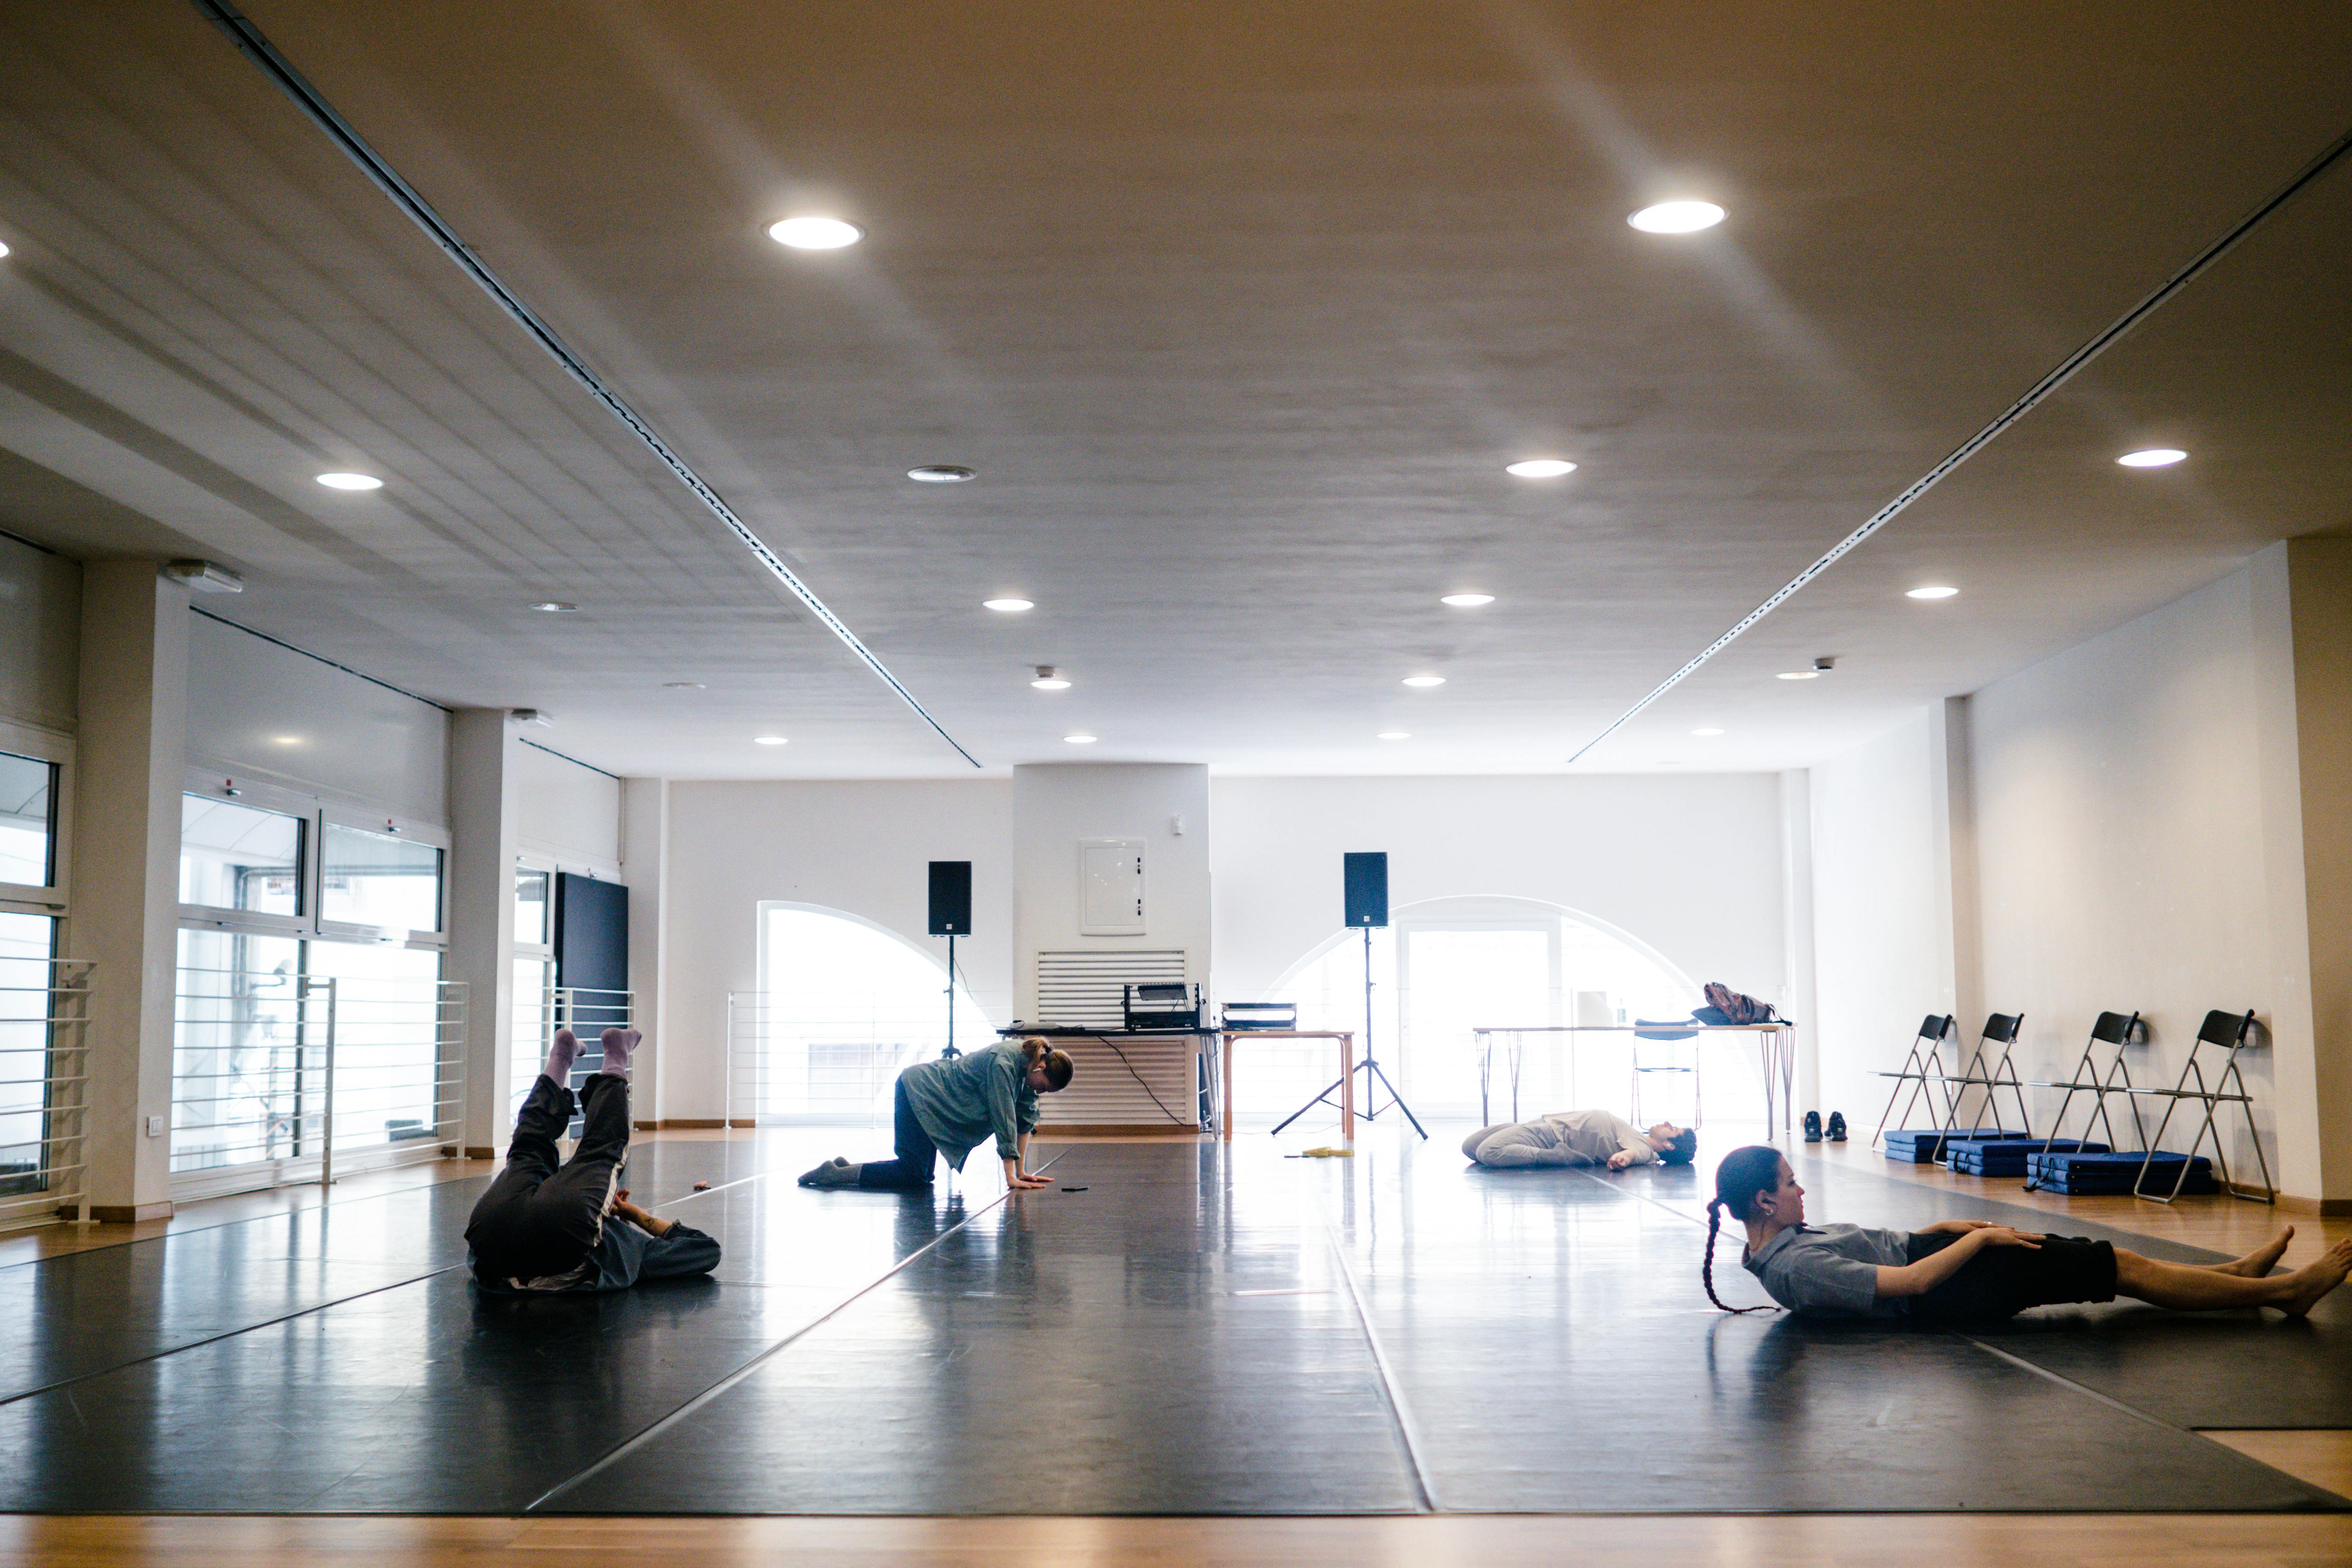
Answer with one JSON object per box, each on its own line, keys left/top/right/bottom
{"left": 900, "top": 1040, "right": 1041, "bottom": 1167}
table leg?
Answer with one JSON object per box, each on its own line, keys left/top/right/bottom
{"left": 1222, "top": 1034, "right": 1235, "bottom": 1141}
{"left": 1341, "top": 1032, "right": 1355, "bottom": 1142}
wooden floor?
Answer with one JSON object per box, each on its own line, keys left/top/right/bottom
{"left": 8, "top": 1513, "right": 2352, "bottom": 1568}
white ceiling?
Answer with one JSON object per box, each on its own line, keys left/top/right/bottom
{"left": 0, "top": 0, "right": 2346, "bottom": 778}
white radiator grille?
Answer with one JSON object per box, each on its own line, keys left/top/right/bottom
{"left": 1033, "top": 949, "right": 1187, "bottom": 1029}
{"left": 1030, "top": 950, "right": 1197, "bottom": 1126}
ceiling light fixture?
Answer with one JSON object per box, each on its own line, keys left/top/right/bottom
{"left": 2117, "top": 447, "right": 2187, "bottom": 468}
{"left": 1403, "top": 675, "right": 1447, "bottom": 689}
{"left": 0, "top": 241, "right": 12, "bottom": 259}
{"left": 528, "top": 601, "right": 578, "bottom": 613}
{"left": 1064, "top": 733, "right": 1097, "bottom": 745}
{"left": 1906, "top": 585, "right": 1959, "bottom": 599}
{"left": 1377, "top": 731, "right": 1410, "bottom": 741}
{"left": 316, "top": 471, "right": 382, "bottom": 490}
{"left": 983, "top": 597, "right": 1034, "bottom": 613}
{"left": 272, "top": 735, "right": 302, "bottom": 746}
{"left": 753, "top": 735, "right": 788, "bottom": 746}
{"left": 1440, "top": 592, "right": 1495, "bottom": 608}
{"left": 907, "top": 464, "right": 975, "bottom": 483}
{"left": 1031, "top": 666, "right": 1071, "bottom": 690}
{"left": 1691, "top": 727, "right": 1724, "bottom": 736}
{"left": 1628, "top": 200, "right": 1726, "bottom": 234}
{"left": 663, "top": 681, "right": 705, "bottom": 689}
{"left": 1776, "top": 671, "right": 1818, "bottom": 681}
{"left": 768, "top": 216, "right": 863, "bottom": 250}
{"left": 1504, "top": 459, "right": 1577, "bottom": 479}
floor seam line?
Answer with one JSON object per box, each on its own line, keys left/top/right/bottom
{"left": 1308, "top": 1171, "right": 1440, "bottom": 1513}
{"left": 520, "top": 1147, "right": 1077, "bottom": 1514}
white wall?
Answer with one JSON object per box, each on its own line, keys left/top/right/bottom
{"left": 517, "top": 740, "right": 621, "bottom": 872}
{"left": 1809, "top": 714, "right": 1944, "bottom": 1129}
{"left": 0, "top": 534, "right": 78, "bottom": 735}
{"left": 661, "top": 778, "right": 1015, "bottom": 1119}
{"left": 184, "top": 612, "right": 448, "bottom": 825}
{"left": 1012, "top": 763, "right": 1212, "bottom": 1015}
{"left": 1211, "top": 773, "right": 1788, "bottom": 1008}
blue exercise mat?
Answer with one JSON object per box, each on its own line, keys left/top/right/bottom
{"left": 2026, "top": 1149, "right": 2217, "bottom": 1195}
{"left": 1947, "top": 1137, "right": 2107, "bottom": 1177}
{"left": 1882, "top": 1127, "right": 2022, "bottom": 1163}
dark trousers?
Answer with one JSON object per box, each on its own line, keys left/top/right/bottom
{"left": 857, "top": 1078, "right": 940, "bottom": 1190}
{"left": 467, "top": 1072, "right": 630, "bottom": 1280}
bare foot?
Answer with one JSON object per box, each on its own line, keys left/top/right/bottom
{"left": 2280, "top": 1238, "right": 2352, "bottom": 1318}
{"left": 2216, "top": 1226, "right": 2294, "bottom": 1277}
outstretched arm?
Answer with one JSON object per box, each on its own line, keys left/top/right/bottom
{"left": 1874, "top": 1226, "right": 2040, "bottom": 1298}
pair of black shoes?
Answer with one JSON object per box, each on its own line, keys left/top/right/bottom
{"left": 1802, "top": 1111, "right": 1848, "bottom": 1144}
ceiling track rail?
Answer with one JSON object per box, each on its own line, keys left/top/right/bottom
{"left": 1568, "top": 117, "right": 2352, "bottom": 765}
{"left": 191, "top": 0, "right": 982, "bottom": 769}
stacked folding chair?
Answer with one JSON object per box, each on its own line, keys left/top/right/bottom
{"left": 2023, "top": 1010, "right": 2149, "bottom": 1192}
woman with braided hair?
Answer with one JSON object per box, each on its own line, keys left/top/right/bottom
{"left": 1702, "top": 1144, "right": 2352, "bottom": 1321}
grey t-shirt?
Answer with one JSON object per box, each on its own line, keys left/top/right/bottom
{"left": 1743, "top": 1223, "right": 1912, "bottom": 1317}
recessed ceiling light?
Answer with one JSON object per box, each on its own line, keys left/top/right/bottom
{"left": 1064, "top": 733, "right": 1097, "bottom": 745}
{"left": 768, "top": 216, "right": 863, "bottom": 250}
{"left": 983, "top": 597, "right": 1034, "bottom": 613}
{"left": 1440, "top": 593, "right": 1495, "bottom": 608}
{"left": 2117, "top": 448, "right": 2187, "bottom": 468}
{"left": 1691, "top": 727, "right": 1724, "bottom": 736}
{"left": 1504, "top": 459, "right": 1578, "bottom": 479}
{"left": 664, "top": 681, "right": 705, "bottom": 689}
{"left": 1906, "top": 585, "right": 1959, "bottom": 599}
{"left": 1377, "top": 731, "right": 1411, "bottom": 741}
{"left": 1777, "top": 671, "right": 1819, "bottom": 681}
{"left": 1031, "top": 666, "right": 1070, "bottom": 690}
{"left": 316, "top": 472, "right": 382, "bottom": 490}
{"left": 1628, "top": 200, "right": 1725, "bottom": 234}
{"left": 753, "top": 735, "right": 788, "bottom": 746}
{"left": 907, "top": 464, "right": 975, "bottom": 483}
{"left": 272, "top": 735, "right": 302, "bottom": 745}
{"left": 0, "top": 241, "right": 13, "bottom": 260}
{"left": 528, "top": 602, "right": 579, "bottom": 613}
{"left": 1402, "top": 675, "right": 1447, "bottom": 688}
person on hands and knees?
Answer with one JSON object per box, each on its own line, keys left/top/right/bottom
{"left": 465, "top": 1027, "right": 721, "bottom": 1293}
{"left": 801, "top": 1036, "right": 1075, "bottom": 1194}
{"left": 1702, "top": 1143, "right": 2352, "bottom": 1322}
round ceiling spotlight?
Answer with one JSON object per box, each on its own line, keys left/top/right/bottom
{"left": 663, "top": 681, "right": 706, "bottom": 689}
{"left": 1691, "top": 727, "right": 1725, "bottom": 736}
{"left": 753, "top": 735, "right": 789, "bottom": 746}
{"left": 1064, "top": 733, "right": 1098, "bottom": 745}
{"left": 907, "top": 465, "right": 975, "bottom": 483}
{"left": 1403, "top": 675, "right": 1447, "bottom": 689}
{"left": 1505, "top": 458, "right": 1578, "bottom": 479}
{"left": 528, "top": 601, "right": 579, "bottom": 613}
{"left": 316, "top": 472, "right": 383, "bottom": 491}
{"left": 2117, "top": 448, "right": 2187, "bottom": 468}
{"left": 1906, "top": 585, "right": 1959, "bottom": 600}
{"left": 768, "top": 216, "right": 863, "bottom": 250}
{"left": 0, "top": 241, "right": 14, "bottom": 259}
{"left": 1031, "top": 666, "right": 1071, "bottom": 691}
{"left": 1628, "top": 200, "right": 1726, "bottom": 234}
{"left": 1377, "top": 731, "right": 1411, "bottom": 741}
{"left": 1440, "top": 592, "right": 1495, "bottom": 608}
{"left": 1776, "top": 670, "right": 1819, "bottom": 681}
{"left": 982, "top": 597, "right": 1034, "bottom": 613}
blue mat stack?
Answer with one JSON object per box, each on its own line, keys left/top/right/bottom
{"left": 1881, "top": 1127, "right": 2023, "bottom": 1164}
{"left": 2024, "top": 1149, "right": 2219, "bottom": 1195}
{"left": 1945, "top": 1137, "right": 2107, "bottom": 1176}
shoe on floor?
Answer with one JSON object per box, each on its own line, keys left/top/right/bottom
{"left": 799, "top": 1156, "right": 861, "bottom": 1189}
{"left": 1803, "top": 1110, "right": 1823, "bottom": 1144}
{"left": 1826, "top": 1111, "right": 1848, "bottom": 1143}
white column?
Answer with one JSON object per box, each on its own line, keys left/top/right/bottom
{"left": 447, "top": 707, "right": 519, "bottom": 1157}
{"left": 1780, "top": 769, "right": 1820, "bottom": 1125}
{"left": 70, "top": 562, "right": 189, "bottom": 1221}
{"left": 1927, "top": 695, "right": 1984, "bottom": 1041}
{"left": 621, "top": 775, "right": 669, "bottom": 1127}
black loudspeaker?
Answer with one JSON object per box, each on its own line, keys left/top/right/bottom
{"left": 928, "top": 861, "right": 972, "bottom": 935}
{"left": 1343, "top": 851, "right": 1389, "bottom": 928}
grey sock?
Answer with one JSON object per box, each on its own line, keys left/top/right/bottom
{"left": 799, "top": 1157, "right": 862, "bottom": 1189}
{"left": 600, "top": 1027, "right": 640, "bottom": 1080}
{"left": 544, "top": 1028, "right": 579, "bottom": 1085}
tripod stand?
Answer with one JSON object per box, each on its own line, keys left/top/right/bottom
{"left": 939, "top": 932, "right": 961, "bottom": 1059}
{"left": 1272, "top": 925, "right": 1426, "bottom": 1139}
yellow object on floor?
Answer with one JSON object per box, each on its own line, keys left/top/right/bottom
{"left": 1299, "top": 1146, "right": 1355, "bottom": 1158}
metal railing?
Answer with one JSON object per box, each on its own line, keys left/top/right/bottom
{"left": 0, "top": 959, "right": 94, "bottom": 1231}
{"left": 512, "top": 983, "right": 632, "bottom": 1128}
{"left": 171, "top": 965, "right": 466, "bottom": 1201}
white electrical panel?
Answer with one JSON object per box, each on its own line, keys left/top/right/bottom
{"left": 1078, "top": 837, "right": 1146, "bottom": 934}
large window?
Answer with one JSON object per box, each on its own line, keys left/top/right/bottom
{"left": 746, "top": 904, "right": 995, "bottom": 1122}
{"left": 0, "top": 752, "right": 58, "bottom": 893}
{"left": 321, "top": 822, "right": 442, "bottom": 935}
{"left": 180, "top": 797, "right": 304, "bottom": 919}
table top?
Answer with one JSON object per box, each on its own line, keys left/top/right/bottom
{"left": 1219, "top": 1029, "right": 1354, "bottom": 1040}
{"left": 1471, "top": 1022, "right": 1797, "bottom": 1034}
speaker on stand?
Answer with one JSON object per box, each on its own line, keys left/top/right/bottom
{"left": 928, "top": 861, "right": 972, "bottom": 1058}
{"left": 1273, "top": 852, "right": 1426, "bottom": 1139}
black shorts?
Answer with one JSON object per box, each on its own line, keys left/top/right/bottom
{"left": 1903, "top": 1230, "right": 2118, "bottom": 1323}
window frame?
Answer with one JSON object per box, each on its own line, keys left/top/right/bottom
{"left": 175, "top": 771, "right": 451, "bottom": 951}
{"left": 175, "top": 775, "right": 311, "bottom": 938}
{"left": 315, "top": 805, "right": 450, "bottom": 948}
{"left": 514, "top": 854, "right": 556, "bottom": 960}
{"left": 0, "top": 721, "right": 71, "bottom": 915}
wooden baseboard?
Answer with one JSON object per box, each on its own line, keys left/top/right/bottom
{"left": 728, "top": 1118, "right": 755, "bottom": 1128}
{"left": 62, "top": 1200, "right": 175, "bottom": 1223}
{"left": 2271, "top": 1191, "right": 2352, "bottom": 1216}
{"left": 658, "top": 1118, "right": 727, "bottom": 1129}
{"left": 463, "top": 1146, "right": 498, "bottom": 1161}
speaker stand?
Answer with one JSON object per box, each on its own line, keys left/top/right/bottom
{"left": 1272, "top": 925, "right": 1426, "bottom": 1140}
{"left": 939, "top": 932, "right": 961, "bottom": 1059}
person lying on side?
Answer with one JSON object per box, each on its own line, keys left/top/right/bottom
{"left": 466, "top": 1027, "right": 721, "bottom": 1294}
{"left": 1702, "top": 1143, "right": 2352, "bottom": 1322}
{"left": 1462, "top": 1109, "right": 1697, "bottom": 1171}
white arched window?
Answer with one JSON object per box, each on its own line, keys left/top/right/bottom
{"left": 744, "top": 903, "right": 995, "bottom": 1123}
{"left": 1236, "top": 896, "right": 1759, "bottom": 1129}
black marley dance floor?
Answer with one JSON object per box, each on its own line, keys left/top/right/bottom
{"left": 1, "top": 1127, "right": 2344, "bottom": 1514}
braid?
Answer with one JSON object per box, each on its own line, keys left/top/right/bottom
{"left": 1702, "top": 1196, "right": 1774, "bottom": 1315}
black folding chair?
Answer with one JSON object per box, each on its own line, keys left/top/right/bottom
{"left": 1931, "top": 1012, "right": 2033, "bottom": 1164}
{"left": 2136, "top": 1009, "right": 2275, "bottom": 1204}
{"left": 2023, "top": 1011, "right": 2147, "bottom": 1191}
{"left": 1870, "top": 1014, "right": 1957, "bottom": 1148}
